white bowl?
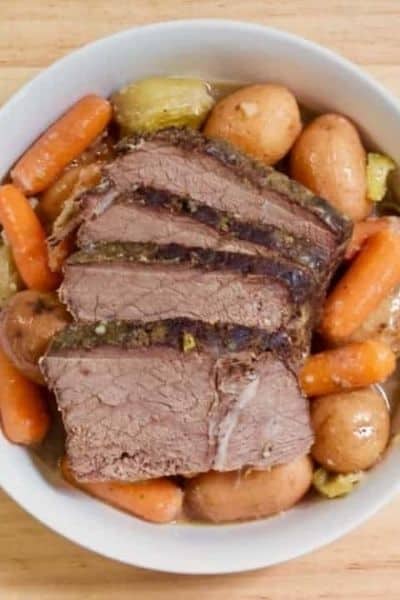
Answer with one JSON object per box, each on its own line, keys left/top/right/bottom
{"left": 1, "top": 20, "right": 400, "bottom": 575}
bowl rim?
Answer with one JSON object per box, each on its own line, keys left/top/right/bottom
{"left": 1, "top": 18, "right": 400, "bottom": 575}
{"left": 2, "top": 18, "right": 400, "bottom": 121}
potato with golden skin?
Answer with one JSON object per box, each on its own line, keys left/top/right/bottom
{"left": 184, "top": 455, "right": 313, "bottom": 523}
{"left": 204, "top": 84, "right": 302, "bottom": 165}
{"left": 0, "top": 290, "right": 71, "bottom": 385}
{"left": 311, "top": 388, "right": 390, "bottom": 473}
{"left": 290, "top": 113, "right": 371, "bottom": 221}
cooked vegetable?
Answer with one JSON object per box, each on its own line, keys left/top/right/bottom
{"left": 37, "top": 163, "right": 101, "bottom": 231}
{"left": 61, "top": 457, "right": 183, "bottom": 524}
{"left": 313, "top": 468, "right": 363, "bottom": 499}
{"left": 0, "top": 290, "right": 70, "bottom": 384}
{"left": 380, "top": 168, "right": 400, "bottom": 214}
{"left": 0, "top": 244, "right": 20, "bottom": 307}
{"left": 300, "top": 340, "right": 396, "bottom": 397}
{"left": 70, "top": 133, "right": 114, "bottom": 167}
{"left": 0, "top": 346, "right": 50, "bottom": 444}
{"left": 320, "top": 227, "right": 400, "bottom": 343}
{"left": 112, "top": 77, "right": 214, "bottom": 135}
{"left": 344, "top": 217, "right": 398, "bottom": 260}
{"left": 367, "top": 152, "right": 396, "bottom": 202}
{"left": 11, "top": 95, "right": 111, "bottom": 195}
{"left": 0, "top": 185, "right": 60, "bottom": 290}
{"left": 204, "top": 83, "right": 302, "bottom": 166}
{"left": 47, "top": 235, "right": 75, "bottom": 273}
{"left": 311, "top": 388, "right": 390, "bottom": 473}
{"left": 184, "top": 455, "right": 313, "bottom": 523}
{"left": 290, "top": 113, "right": 371, "bottom": 221}
{"left": 182, "top": 331, "right": 196, "bottom": 352}
{"left": 348, "top": 286, "right": 400, "bottom": 353}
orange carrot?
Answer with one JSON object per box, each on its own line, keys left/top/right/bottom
{"left": 38, "top": 162, "right": 102, "bottom": 229}
{"left": 300, "top": 340, "right": 396, "bottom": 397}
{"left": 345, "top": 217, "right": 400, "bottom": 260}
{"left": 11, "top": 95, "right": 111, "bottom": 195}
{"left": 0, "top": 185, "right": 60, "bottom": 290}
{"left": 47, "top": 235, "right": 75, "bottom": 273}
{"left": 61, "top": 458, "right": 183, "bottom": 524}
{"left": 320, "top": 227, "right": 400, "bottom": 343}
{"left": 0, "top": 346, "right": 50, "bottom": 444}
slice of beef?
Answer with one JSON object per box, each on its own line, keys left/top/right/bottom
{"left": 60, "top": 242, "right": 314, "bottom": 342}
{"left": 78, "top": 195, "right": 265, "bottom": 258}
{"left": 40, "top": 319, "right": 313, "bottom": 481}
{"left": 96, "top": 128, "right": 351, "bottom": 257}
{"left": 78, "top": 187, "right": 329, "bottom": 275}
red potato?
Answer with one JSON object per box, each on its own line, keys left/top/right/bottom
{"left": 184, "top": 456, "right": 313, "bottom": 523}
{"left": 0, "top": 290, "right": 70, "bottom": 384}
{"left": 204, "top": 84, "right": 302, "bottom": 165}
{"left": 291, "top": 113, "right": 371, "bottom": 222}
{"left": 311, "top": 388, "right": 390, "bottom": 473}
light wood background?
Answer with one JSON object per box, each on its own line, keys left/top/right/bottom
{"left": 0, "top": 1, "right": 400, "bottom": 598}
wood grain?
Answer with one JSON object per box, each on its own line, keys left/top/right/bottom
{"left": 0, "top": 1, "right": 400, "bottom": 598}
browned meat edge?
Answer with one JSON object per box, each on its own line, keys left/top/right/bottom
{"left": 116, "top": 128, "right": 352, "bottom": 245}
{"left": 68, "top": 241, "right": 316, "bottom": 305}
{"left": 47, "top": 318, "right": 297, "bottom": 371}
{"left": 78, "top": 186, "right": 330, "bottom": 276}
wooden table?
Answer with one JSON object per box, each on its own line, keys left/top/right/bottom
{"left": 0, "top": 2, "right": 400, "bottom": 598}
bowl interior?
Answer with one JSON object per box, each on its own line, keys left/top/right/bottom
{"left": 1, "top": 20, "right": 400, "bottom": 574}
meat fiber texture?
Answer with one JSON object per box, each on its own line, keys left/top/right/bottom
{"left": 60, "top": 242, "right": 314, "bottom": 357}
{"left": 42, "top": 129, "right": 353, "bottom": 481}
{"left": 99, "top": 129, "right": 351, "bottom": 263}
{"left": 77, "top": 188, "right": 330, "bottom": 277}
{"left": 41, "top": 321, "right": 313, "bottom": 482}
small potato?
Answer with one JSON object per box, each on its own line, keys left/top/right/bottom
{"left": 290, "top": 113, "right": 371, "bottom": 221}
{"left": 311, "top": 388, "right": 390, "bottom": 473}
{"left": 0, "top": 290, "right": 71, "bottom": 384}
{"left": 184, "top": 455, "right": 313, "bottom": 523}
{"left": 204, "top": 84, "right": 302, "bottom": 165}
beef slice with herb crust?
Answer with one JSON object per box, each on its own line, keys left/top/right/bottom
{"left": 59, "top": 242, "right": 314, "bottom": 353}
{"left": 40, "top": 319, "right": 313, "bottom": 481}
{"left": 77, "top": 187, "right": 329, "bottom": 276}
{"left": 54, "top": 129, "right": 350, "bottom": 284}
{"left": 90, "top": 128, "right": 351, "bottom": 260}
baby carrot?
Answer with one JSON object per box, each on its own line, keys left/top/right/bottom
{"left": 11, "top": 95, "right": 111, "bottom": 195}
{"left": 38, "top": 162, "right": 102, "bottom": 229}
{"left": 320, "top": 227, "right": 400, "bottom": 343}
{"left": 0, "top": 346, "right": 50, "bottom": 444}
{"left": 47, "top": 236, "right": 75, "bottom": 273}
{"left": 300, "top": 340, "right": 396, "bottom": 397}
{"left": 344, "top": 217, "right": 399, "bottom": 260}
{"left": 61, "top": 458, "right": 183, "bottom": 524}
{"left": 0, "top": 185, "right": 60, "bottom": 291}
